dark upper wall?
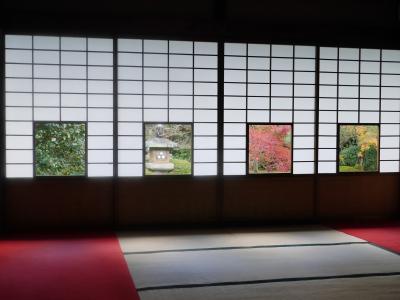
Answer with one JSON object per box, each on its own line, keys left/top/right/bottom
{"left": 2, "top": 0, "right": 400, "bottom": 47}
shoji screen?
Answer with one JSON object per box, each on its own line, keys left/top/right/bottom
{"left": 117, "top": 39, "right": 218, "bottom": 176}
{"left": 223, "top": 43, "right": 316, "bottom": 175}
{"left": 5, "top": 35, "right": 114, "bottom": 178}
{"left": 318, "top": 47, "right": 400, "bottom": 173}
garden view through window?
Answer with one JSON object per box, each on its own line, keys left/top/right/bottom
{"left": 248, "top": 124, "right": 292, "bottom": 174}
{"left": 144, "top": 123, "right": 193, "bottom": 175}
{"left": 339, "top": 124, "right": 379, "bottom": 173}
{"left": 35, "top": 123, "right": 86, "bottom": 176}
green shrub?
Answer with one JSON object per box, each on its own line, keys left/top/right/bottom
{"left": 171, "top": 148, "right": 191, "bottom": 161}
{"left": 340, "top": 145, "right": 360, "bottom": 166}
{"left": 170, "top": 159, "right": 191, "bottom": 174}
{"left": 363, "top": 145, "right": 377, "bottom": 171}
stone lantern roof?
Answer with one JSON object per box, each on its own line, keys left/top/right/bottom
{"left": 145, "top": 137, "right": 177, "bottom": 149}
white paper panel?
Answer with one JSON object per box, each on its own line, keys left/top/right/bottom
{"left": 118, "top": 122, "right": 142, "bottom": 135}
{"left": 318, "top": 136, "right": 336, "bottom": 148}
{"left": 194, "top": 137, "right": 218, "bottom": 149}
{"left": 195, "top": 69, "right": 217, "bottom": 82}
{"left": 88, "top": 122, "right": 113, "bottom": 135}
{"left": 143, "top": 54, "right": 168, "bottom": 67}
{"left": 379, "top": 161, "right": 399, "bottom": 172}
{"left": 143, "top": 40, "right": 168, "bottom": 53}
{"left": 193, "top": 163, "right": 217, "bottom": 176}
{"left": 6, "top": 35, "right": 32, "bottom": 49}
{"left": 118, "top": 53, "right": 142, "bottom": 66}
{"left": 194, "top": 123, "right": 218, "bottom": 135}
{"left": 143, "top": 109, "right": 168, "bottom": 122}
{"left": 224, "top": 56, "right": 246, "bottom": 69}
{"left": 169, "top": 54, "right": 193, "bottom": 68}
{"left": 169, "top": 96, "right": 193, "bottom": 108}
{"left": 6, "top": 150, "right": 33, "bottom": 163}
{"left": 195, "top": 55, "right": 217, "bottom": 68}
{"left": 293, "top": 162, "right": 314, "bottom": 174}
{"left": 169, "top": 109, "right": 193, "bottom": 122}
{"left": 6, "top": 164, "right": 33, "bottom": 178}
{"left": 225, "top": 43, "right": 247, "bottom": 56}
{"left": 118, "top": 95, "right": 142, "bottom": 108}
{"left": 119, "top": 136, "right": 142, "bottom": 149}
{"left": 118, "top": 164, "right": 143, "bottom": 177}
{"left": 61, "top": 51, "right": 86, "bottom": 65}
{"left": 223, "top": 123, "right": 246, "bottom": 136}
{"left": 61, "top": 94, "right": 87, "bottom": 107}
{"left": 35, "top": 107, "right": 60, "bottom": 121}
{"left": 248, "top": 97, "right": 269, "bottom": 109}
{"left": 224, "top": 110, "right": 246, "bottom": 122}
{"left": 195, "top": 96, "right": 217, "bottom": 109}
{"left": 6, "top": 107, "right": 32, "bottom": 121}
{"left": 293, "top": 149, "right": 314, "bottom": 161}
{"left": 34, "top": 50, "right": 59, "bottom": 64}
{"left": 118, "top": 150, "right": 143, "bottom": 163}
{"left": 194, "top": 150, "right": 218, "bottom": 162}
{"left": 88, "top": 137, "right": 113, "bottom": 149}
{"left": 194, "top": 42, "right": 217, "bottom": 55}
{"left": 169, "top": 41, "right": 193, "bottom": 54}
{"left": 247, "top": 110, "right": 269, "bottom": 122}
{"left": 7, "top": 64, "right": 33, "bottom": 77}
{"left": 224, "top": 163, "right": 246, "bottom": 175}
{"left": 169, "top": 68, "right": 192, "bottom": 81}
{"left": 270, "top": 110, "right": 292, "bottom": 122}
{"left": 6, "top": 122, "right": 33, "bottom": 135}
{"left": 318, "top": 161, "right": 336, "bottom": 173}
{"left": 224, "top": 136, "right": 245, "bottom": 149}
{"left": 33, "top": 94, "right": 60, "bottom": 107}
{"left": 34, "top": 65, "right": 60, "bottom": 79}
{"left": 248, "top": 57, "right": 269, "bottom": 69}
{"left": 61, "top": 37, "right": 86, "bottom": 51}
{"left": 194, "top": 110, "right": 217, "bottom": 122}
{"left": 88, "top": 164, "right": 113, "bottom": 177}
{"left": 319, "top": 98, "right": 337, "bottom": 110}
{"left": 118, "top": 108, "right": 142, "bottom": 122}
{"left": 88, "top": 38, "right": 113, "bottom": 52}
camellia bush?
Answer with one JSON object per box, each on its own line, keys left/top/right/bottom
{"left": 248, "top": 124, "right": 292, "bottom": 174}
{"left": 35, "top": 123, "right": 86, "bottom": 176}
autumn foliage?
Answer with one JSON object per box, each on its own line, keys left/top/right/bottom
{"left": 248, "top": 125, "right": 292, "bottom": 174}
{"left": 339, "top": 125, "right": 378, "bottom": 172}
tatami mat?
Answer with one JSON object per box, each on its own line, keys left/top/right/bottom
{"left": 139, "top": 275, "right": 400, "bottom": 300}
{"left": 118, "top": 225, "right": 363, "bottom": 253}
{"left": 118, "top": 226, "right": 400, "bottom": 299}
{"left": 125, "top": 243, "right": 400, "bottom": 289}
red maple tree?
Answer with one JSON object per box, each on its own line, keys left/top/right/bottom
{"left": 249, "top": 125, "right": 292, "bottom": 173}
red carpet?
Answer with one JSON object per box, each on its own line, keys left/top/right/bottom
{"left": 0, "top": 233, "right": 140, "bottom": 300}
{"left": 333, "top": 221, "right": 400, "bottom": 254}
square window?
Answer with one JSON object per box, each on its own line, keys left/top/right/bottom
{"left": 338, "top": 124, "right": 379, "bottom": 173}
{"left": 248, "top": 124, "right": 292, "bottom": 174}
{"left": 34, "top": 122, "right": 86, "bottom": 176}
{"left": 144, "top": 123, "right": 193, "bottom": 175}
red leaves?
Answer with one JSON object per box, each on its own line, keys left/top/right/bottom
{"left": 249, "top": 125, "right": 292, "bottom": 173}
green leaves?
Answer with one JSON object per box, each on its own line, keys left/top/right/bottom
{"left": 35, "top": 123, "right": 86, "bottom": 176}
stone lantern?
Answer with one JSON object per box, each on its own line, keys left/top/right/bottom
{"left": 145, "top": 124, "right": 177, "bottom": 173}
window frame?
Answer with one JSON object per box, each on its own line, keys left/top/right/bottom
{"left": 33, "top": 121, "right": 88, "bottom": 178}
{"left": 336, "top": 123, "right": 380, "bottom": 174}
{"left": 246, "top": 122, "right": 294, "bottom": 176}
{"left": 142, "top": 121, "right": 194, "bottom": 177}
